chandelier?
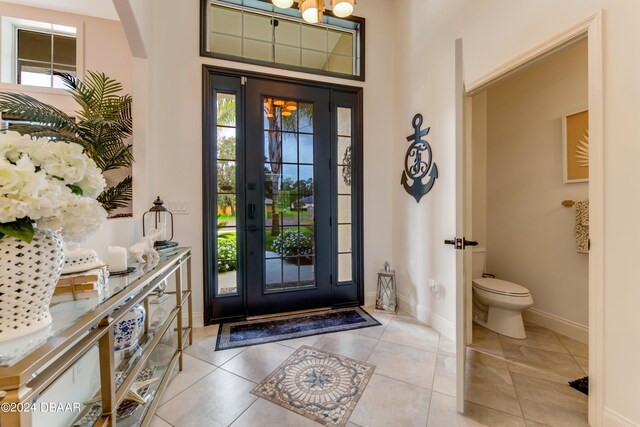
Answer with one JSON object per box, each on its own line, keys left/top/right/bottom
{"left": 271, "top": 0, "right": 356, "bottom": 24}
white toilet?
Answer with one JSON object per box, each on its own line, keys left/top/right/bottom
{"left": 471, "top": 247, "right": 533, "bottom": 339}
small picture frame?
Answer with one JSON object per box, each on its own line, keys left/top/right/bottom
{"left": 562, "top": 110, "right": 589, "bottom": 183}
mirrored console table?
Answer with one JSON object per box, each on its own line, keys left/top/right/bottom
{"left": 0, "top": 248, "right": 193, "bottom": 427}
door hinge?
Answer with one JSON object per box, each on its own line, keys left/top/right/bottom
{"left": 329, "top": 216, "right": 332, "bottom": 226}
{"left": 241, "top": 76, "right": 247, "bottom": 86}
{"left": 329, "top": 102, "right": 332, "bottom": 112}
{"left": 330, "top": 274, "right": 333, "bottom": 283}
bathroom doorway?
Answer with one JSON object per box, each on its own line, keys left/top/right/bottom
{"left": 454, "top": 13, "right": 604, "bottom": 425}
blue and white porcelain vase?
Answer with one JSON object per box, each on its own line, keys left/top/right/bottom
{"left": 114, "top": 304, "right": 145, "bottom": 351}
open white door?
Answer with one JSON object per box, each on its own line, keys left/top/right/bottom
{"left": 454, "top": 38, "right": 466, "bottom": 414}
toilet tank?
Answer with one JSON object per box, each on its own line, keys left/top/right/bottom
{"left": 471, "top": 247, "right": 486, "bottom": 279}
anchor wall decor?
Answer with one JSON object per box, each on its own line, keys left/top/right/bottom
{"left": 401, "top": 114, "right": 438, "bottom": 202}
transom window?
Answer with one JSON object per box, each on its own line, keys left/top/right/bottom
{"left": 202, "top": 0, "right": 364, "bottom": 80}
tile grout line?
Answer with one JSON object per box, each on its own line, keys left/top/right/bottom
{"left": 224, "top": 395, "right": 260, "bottom": 427}
{"left": 553, "top": 330, "right": 588, "bottom": 377}
{"left": 425, "top": 333, "right": 443, "bottom": 427}
{"left": 155, "top": 413, "right": 175, "bottom": 426}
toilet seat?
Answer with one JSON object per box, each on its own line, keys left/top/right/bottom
{"left": 472, "top": 278, "right": 530, "bottom": 297}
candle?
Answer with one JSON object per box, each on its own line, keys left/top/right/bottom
{"left": 107, "top": 246, "right": 128, "bottom": 272}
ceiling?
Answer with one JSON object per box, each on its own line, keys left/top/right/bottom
{"left": 2, "top": 0, "right": 119, "bottom": 21}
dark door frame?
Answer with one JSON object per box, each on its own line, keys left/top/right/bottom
{"left": 202, "top": 65, "right": 364, "bottom": 325}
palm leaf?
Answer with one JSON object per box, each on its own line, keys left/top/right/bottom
{"left": 1, "top": 71, "right": 134, "bottom": 215}
{"left": 0, "top": 93, "right": 76, "bottom": 132}
{"left": 97, "top": 176, "right": 133, "bottom": 211}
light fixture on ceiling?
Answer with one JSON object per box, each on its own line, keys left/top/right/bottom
{"left": 299, "top": 0, "right": 325, "bottom": 24}
{"left": 272, "top": 0, "right": 355, "bottom": 24}
{"left": 331, "top": 0, "right": 355, "bottom": 18}
{"left": 285, "top": 101, "right": 298, "bottom": 111}
{"left": 282, "top": 110, "right": 292, "bottom": 117}
{"left": 272, "top": 0, "right": 294, "bottom": 8}
{"left": 273, "top": 99, "right": 285, "bottom": 106}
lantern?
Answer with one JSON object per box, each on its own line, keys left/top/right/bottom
{"left": 143, "top": 197, "right": 174, "bottom": 246}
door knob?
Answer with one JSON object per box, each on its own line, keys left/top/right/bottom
{"left": 464, "top": 239, "right": 478, "bottom": 247}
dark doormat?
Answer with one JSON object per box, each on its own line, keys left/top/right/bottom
{"left": 215, "top": 307, "right": 381, "bottom": 350}
{"left": 569, "top": 376, "right": 588, "bottom": 395}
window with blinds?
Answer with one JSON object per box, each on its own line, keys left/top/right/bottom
{"left": 16, "top": 29, "right": 77, "bottom": 88}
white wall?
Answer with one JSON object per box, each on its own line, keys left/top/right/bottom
{"left": 393, "top": 0, "right": 640, "bottom": 424}
{"left": 127, "top": 0, "right": 395, "bottom": 327}
{"left": 477, "top": 39, "right": 589, "bottom": 328}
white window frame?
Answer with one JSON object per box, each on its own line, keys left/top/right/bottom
{"left": 0, "top": 14, "right": 85, "bottom": 94}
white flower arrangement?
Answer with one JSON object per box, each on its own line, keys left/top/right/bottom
{"left": 0, "top": 131, "right": 107, "bottom": 243}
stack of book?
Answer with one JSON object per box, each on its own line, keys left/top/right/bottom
{"left": 53, "top": 267, "right": 108, "bottom": 304}
{"left": 154, "top": 242, "right": 180, "bottom": 257}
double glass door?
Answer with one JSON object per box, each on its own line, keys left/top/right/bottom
{"left": 204, "top": 70, "right": 362, "bottom": 322}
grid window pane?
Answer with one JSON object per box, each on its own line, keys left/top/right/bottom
{"left": 302, "top": 49, "right": 327, "bottom": 71}
{"left": 337, "top": 108, "right": 352, "bottom": 136}
{"left": 275, "top": 20, "right": 301, "bottom": 47}
{"left": 243, "top": 12, "right": 273, "bottom": 42}
{"left": 211, "top": 5, "right": 242, "bottom": 36}
{"left": 338, "top": 195, "right": 351, "bottom": 224}
{"left": 244, "top": 39, "right": 272, "bottom": 61}
{"left": 53, "top": 35, "right": 76, "bottom": 64}
{"left": 338, "top": 253, "right": 352, "bottom": 282}
{"left": 328, "top": 54, "right": 352, "bottom": 75}
{"left": 275, "top": 44, "right": 301, "bottom": 66}
{"left": 299, "top": 103, "right": 314, "bottom": 133}
{"left": 338, "top": 224, "right": 351, "bottom": 253}
{"left": 211, "top": 33, "right": 242, "bottom": 57}
{"left": 328, "top": 30, "right": 353, "bottom": 57}
{"left": 18, "top": 30, "right": 51, "bottom": 62}
{"left": 301, "top": 26, "right": 326, "bottom": 51}
{"left": 217, "top": 93, "right": 237, "bottom": 126}
{"left": 282, "top": 132, "right": 298, "bottom": 163}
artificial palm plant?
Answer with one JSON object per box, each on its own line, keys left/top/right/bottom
{"left": 0, "top": 71, "right": 133, "bottom": 216}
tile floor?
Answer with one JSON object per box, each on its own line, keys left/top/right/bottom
{"left": 152, "top": 308, "right": 589, "bottom": 427}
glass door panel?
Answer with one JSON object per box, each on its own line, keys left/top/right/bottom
{"left": 245, "top": 78, "right": 331, "bottom": 316}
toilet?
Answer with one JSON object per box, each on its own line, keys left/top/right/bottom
{"left": 471, "top": 247, "right": 533, "bottom": 339}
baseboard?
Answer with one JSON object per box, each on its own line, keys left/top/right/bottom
{"left": 364, "top": 291, "right": 377, "bottom": 306}
{"left": 396, "top": 294, "right": 455, "bottom": 341}
{"left": 604, "top": 408, "right": 640, "bottom": 427}
{"left": 182, "top": 312, "right": 204, "bottom": 328}
{"left": 523, "top": 307, "right": 588, "bottom": 343}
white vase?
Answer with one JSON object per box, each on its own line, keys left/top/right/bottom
{"left": 114, "top": 304, "right": 146, "bottom": 352}
{"left": 0, "top": 229, "right": 64, "bottom": 345}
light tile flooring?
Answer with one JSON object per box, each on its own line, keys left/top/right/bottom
{"left": 152, "top": 309, "right": 588, "bottom": 427}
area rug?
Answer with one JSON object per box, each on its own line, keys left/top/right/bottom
{"left": 251, "top": 346, "right": 375, "bottom": 426}
{"left": 215, "top": 307, "right": 381, "bottom": 350}
{"left": 569, "top": 376, "right": 588, "bottom": 395}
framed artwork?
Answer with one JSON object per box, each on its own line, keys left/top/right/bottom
{"left": 562, "top": 109, "right": 589, "bottom": 183}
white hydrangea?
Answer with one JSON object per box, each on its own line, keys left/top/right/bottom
{"left": 0, "top": 131, "right": 108, "bottom": 243}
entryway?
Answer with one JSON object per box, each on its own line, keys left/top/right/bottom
{"left": 202, "top": 68, "right": 363, "bottom": 323}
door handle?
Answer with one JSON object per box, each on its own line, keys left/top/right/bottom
{"left": 444, "top": 238, "right": 478, "bottom": 250}
{"left": 248, "top": 225, "right": 262, "bottom": 233}
{"left": 248, "top": 203, "right": 256, "bottom": 220}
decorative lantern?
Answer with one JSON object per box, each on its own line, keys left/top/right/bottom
{"left": 376, "top": 262, "right": 397, "bottom": 313}
{"left": 143, "top": 197, "right": 174, "bottom": 246}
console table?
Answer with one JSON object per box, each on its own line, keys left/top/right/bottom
{"left": 0, "top": 248, "right": 192, "bottom": 427}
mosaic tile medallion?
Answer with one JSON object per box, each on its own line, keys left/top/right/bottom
{"left": 251, "top": 346, "right": 375, "bottom": 426}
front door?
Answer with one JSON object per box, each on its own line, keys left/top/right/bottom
{"left": 203, "top": 69, "right": 363, "bottom": 323}
{"left": 245, "top": 79, "right": 332, "bottom": 315}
